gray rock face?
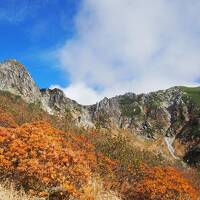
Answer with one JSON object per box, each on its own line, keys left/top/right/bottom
{"left": 40, "top": 88, "right": 94, "bottom": 127}
{"left": 40, "top": 88, "right": 80, "bottom": 113}
{"left": 88, "top": 87, "right": 190, "bottom": 138}
{"left": 0, "top": 60, "right": 41, "bottom": 102}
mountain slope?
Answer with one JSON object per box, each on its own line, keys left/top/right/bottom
{"left": 0, "top": 59, "right": 200, "bottom": 199}
{"left": 0, "top": 95, "right": 198, "bottom": 200}
{"left": 0, "top": 59, "right": 200, "bottom": 166}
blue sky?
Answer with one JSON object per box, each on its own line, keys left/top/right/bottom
{"left": 0, "top": 0, "right": 80, "bottom": 88}
{"left": 0, "top": 0, "right": 200, "bottom": 105}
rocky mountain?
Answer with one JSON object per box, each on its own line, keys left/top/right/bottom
{"left": 90, "top": 87, "right": 188, "bottom": 136}
{"left": 0, "top": 59, "right": 200, "bottom": 166}
{"left": 0, "top": 60, "right": 92, "bottom": 127}
{"left": 0, "top": 60, "right": 41, "bottom": 102}
{"left": 89, "top": 87, "right": 200, "bottom": 166}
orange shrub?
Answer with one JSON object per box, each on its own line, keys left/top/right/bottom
{"left": 0, "top": 121, "right": 98, "bottom": 197}
{"left": 121, "top": 165, "right": 199, "bottom": 200}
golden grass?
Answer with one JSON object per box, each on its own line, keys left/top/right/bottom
{"left": 0, "top": 179, "right": 121, "bottom": 200}
{"left": 0, "top": 182, "right": 43, "bottom": 200}
{"left": 80, "top": 177, "right": 121, "bottom": 200}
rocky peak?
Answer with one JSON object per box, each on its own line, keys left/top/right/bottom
{"left": 40, "top": 88, "right": 94, "bottom": 127}
{"left": 0, "top": 60, "right": 41, "bottom": 102}
{"left": 40, "top": 88, "right": 80, "bottom": 113}
{"left": 0, "top": 60, "right": 94, "bottom": 127}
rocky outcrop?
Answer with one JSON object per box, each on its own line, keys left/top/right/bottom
{"left": 40, "top": 88, "right": 93, "bottom": 127}
{"left": 40, "top": 88, "right": 80, "bottom": 113}
{"left": 89, "top": 87, "right": 190, "bottom": 138}
{"left": 0, "top": 60, "right": 41, "bottom": 102}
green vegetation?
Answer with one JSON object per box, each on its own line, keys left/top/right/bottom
{"left": 181, "top": 123, "right": 200, "bottom": 140}
{"left": 143, "top": 127, "right": 155, "bottom": 138}
{"left": 172, "top": 106, "right": 186, "bottom": 129}
{"left": 95, "top": 111, "right": 110, "bottom": 128}
{"left": 180, "top": 86, "right": 200, "bottom": 106}
{"left": 120, "top": 96, "right": 141, "bottom": 118}
{"left": 148, "top": 100, "right": 160, "bottom": 110}
{"left": 120, "top": 95, "right": 135, "bottom": 105}
{"left": 147, "top": 94, "right": 161, "bottom": 110}
{"left": 173, "top": 118, "right": 183, "bottom": 129}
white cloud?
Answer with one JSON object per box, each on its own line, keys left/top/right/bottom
{"left": 55, "top": 0, "right": 200, "bottom": 104}
{"left": 51, "top": 83, "right": 102, "bottom": 105}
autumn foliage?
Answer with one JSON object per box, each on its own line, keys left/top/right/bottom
{"left": 0, "top": 92, "right": 199, "bottom": 199}
{"left": 0, "top": 121, "right": 98, "bottom": 197}
{"left": 123, "top": 165, "right": 198, "bottom": 200}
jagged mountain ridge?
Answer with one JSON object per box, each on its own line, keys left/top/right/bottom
{"left": 0, "top": 59, "right": 200, "bottom": 165}
{"left": 0, "top": 60, "right": 92, "bottom": 127}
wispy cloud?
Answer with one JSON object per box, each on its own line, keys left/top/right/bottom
{"left": 0, "top": 0, "right": 48, "bottom": 24}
